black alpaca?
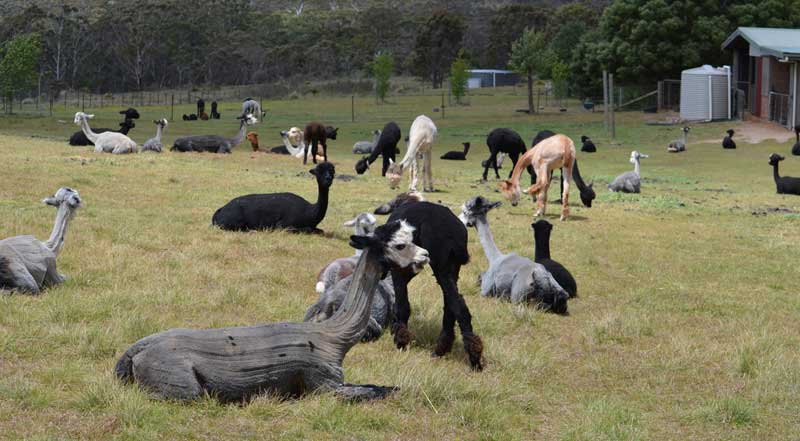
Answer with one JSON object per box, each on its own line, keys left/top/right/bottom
{"left": 387, "top": 201, "right": 483, "bottom": 371}
{"left": 212, "top": 162, "right": 335, "bottom": 232}
{"left": 440, "top": 142, "right": 470, "bottom": 160}
{"left": 68, "top": 108, "right": 139, "bottom": 146}
{"left": 532, "top": 220, "right": 577, "bottom": 298}
{"left": 581, "top": 135, "right": 596, "bottom": 152}
{"left": 483, "top": 128, "right": 533, "bottom": 182}
{"left": 355, "top": 121, "right": 401, "bottom": 176}
{"left": 722, "top": 129, "right": 736, "bottom": 149}
{"left": 197, "top": 98, "right": 205, "bottom": 116}
{"left": 531, "top": 130, "right": 596, "bottom": 207}
{"left": 792, "top": 126, "right": 800, "bottom": 156}
{"left": 768, "top": 153, "right": 800, "bottom": 195}
{"left": 210, "top": 101, "right": 220, "bottom": 119}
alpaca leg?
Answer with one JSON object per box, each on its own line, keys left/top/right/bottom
{"left": 483, "top": 151, "right": 498, "bottom": 180}
{"left": 433, "top": 306, "right": 456, "bottom": 357}
{"left": 7, "top": 260, "right": 40, "bottom": 294}
{"left": 381, "top": 152, "right": 390, "bottom": 176}
{"left": 560, "top": 167, "right": 572, "bottom": 221}
{"left": 409, "top": 158, "right": 419, "bottom": 192}
{"left": 303, "top": 143, "right": 310, "bottom": 165}
{"left": 423, "top": 152, "right": 433, "bottom": 192}
{"left": 322, "top": 141, "right": 328, "bottom": 162}
{"left": 390, "top": 268, "right": 415, "bottom": 350}
{"left": 532, "top": 165, "right": 549, "bottom": 217}
{"left": 434, "top": 266, "right": 482, "bottom": 371}
{"left": 507, "top": 153, "right": 520, "bottom": 179}
{"left": 311, "top": 141, "right": 319, "bottom": 164}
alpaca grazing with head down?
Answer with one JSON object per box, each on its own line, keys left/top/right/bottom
{"left": 483, "top": 128, "right": 532, "bottom": 181}
{"left": 212, "top": 162, "right": 335, "bottom": 233}
{"left": 355, "top": 122, "right": 401, "bottom": 176}
{"left": 386, "top": 115, "right": 436, "bottom": 192}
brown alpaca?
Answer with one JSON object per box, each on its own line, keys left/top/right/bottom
{"left": 303, "top": 122, "right": 338, "bottom": 164}
{"left": 200, "top": 112, "right": 209, "bottom": 121}
{"left": 246, "top": 132, "right": 260, "bottom": 152}
{"left": 499, "top": 134, "right": 575, "bottom": 221}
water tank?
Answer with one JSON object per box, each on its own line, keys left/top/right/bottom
{"left": 680, "top": 65, "right": 730, "bottom": 121}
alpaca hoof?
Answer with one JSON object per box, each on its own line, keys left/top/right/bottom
{"left": 432, "top": 332, "right": 455, "bottom": 357}
{"left": 462, "top": 333, "right": 484, "bottom": 372}
{"left": 392, "top": 323, "right": 412, "bottom": 350}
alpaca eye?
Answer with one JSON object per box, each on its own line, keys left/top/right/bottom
{"left": 394, "top": 244, "right": 406, "bottom": 250}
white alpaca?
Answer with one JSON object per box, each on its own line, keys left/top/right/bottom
{"left": 386, "top": 115, "right": 437, "bottom": 192}
{"left": 74, "top": 112, "right": 138, "bottom": 154}
{"left": 141, "top": 119, "right": 168, "bottom": 153}
{"left": 281, "top": 127, "right": 324, "bottom": 162}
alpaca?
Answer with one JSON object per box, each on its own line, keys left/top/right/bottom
{"left": 210, "top": 101, "right": 220, "bottom": 119}
{"left": 355, "top": 122, "right": 401, "bottom": 176}
{"left": 182, "top": 114, "right": 198, "bottom": 121}
{"left": 668, "top": 126, "right": 689, "bottom": 152}
{"left": 483, "top": 128, "right": 531, "bottom": 181}
{"left": 73, "top": 112, "right": 138, "bottom": 154}
{"left": 0, "top": 188, "right": 82, "bottom": 294}
{"left": 242, "top": 98, "right": 262, "bottom": 118}
{"left": 581, "top": 135, "right": 596, "bottom": 153}
{"left": 212, "top": 162, "right": 335, "bottom": 232}
{"left": 352, "top": 130, "right": 382, "bottom": 154}
{"left": 141, "top": 119, "right": 168, "bottom": 153}
{"left": 171, "top": 114, "right": 257, "bottom": 153}
{"left": 792, "top": 126, "right": 800, "bottom": 156}
{"left": 441, "top": 142, "right": 470, "bottom": 160}
{"left": 314, "top": 213, "right": 377, "bottom": 294}
{"left": 115, "top": 220, "right": 429, "bottom": 403}
{"left": 459, "top": 197, "right": 568, "bottom": 312}
{"left": 246, "top": 132, "right": 260, "bottom": 152}
{"left": 304, "top": 122, "right": 338, "bottom": 164}
{"left": 199, "top": 112, "right": 209, "bottom": 121}
{"left": 373, "top": 191, "right": 425, "bottom": 215}
{"left": 499, "top": 134, "right": 576, "bottom": 221}
{"left": 387, "top": 200, "right": 483, "bottom": 370}
{"left": 768, "top": 153, "right": 800, "bottom": 195}
{"left": 528, "top": 130, "right": 595, "bottom": 208}
{"left": 386, "top": 115, "right": 436, "bottom": 192}
{"left": 275, "top": 127, "right": 305, "bottom": 155}
{"left": 531, "top": 219, "right": 577, "bottom": 298}
{"left": 481, "top": 154, "right": 505, "bottom": 170}
{"left": 197, "top": 98, "right": 205, "bottom": 116}
{"left": 69, "top": 115, "right": 137, "bottom": 146}
{"left": 722, "top": 129, "right": 736, "bottom": 149}
{"left": 608, "top": 151, "right": 648, "bottom": 193}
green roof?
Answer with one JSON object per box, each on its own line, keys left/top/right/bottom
{"left": 722, "top": 27, "right": 800, "bottom": 60}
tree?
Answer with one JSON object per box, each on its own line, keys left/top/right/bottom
{"left": 412, "top": 11, "right": 465, "bottom": 89}
{"left": 508, "top": 29, "right": 551, "bottom": 114}
{"left": 551, "top": 58, "right": 569, "bottom": 106}
{"left": 487, "top": 5, "right": 550, "bottom": 68}
{"left": 450, "top": 49, "right": 469, "bottom": 104}
{"left": 0, "top": 33, "right": 42, "bottom": 114}
{"left": 371, "top": 52, "right": 394, "bottom": 103}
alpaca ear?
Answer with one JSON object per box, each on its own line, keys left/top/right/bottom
{"left": 343, "top": 219, "right": 356, "bottom": 227}
{"left": 43, "top": 196, "right": 58, "bottom": 206}
{"left": 349, "top": 235, "right": 373, "bottom": 250}
{"left": 588, "top": 180, "right": 594, "bottom": 188}
{"left": 309, "top": 168, "right": 317, "bottom": 176}
{"left": 388, "top": 158, "right": 394, "bottom": 164}
{"left": 488, "top": 201, "right": 502, "bottom": 210}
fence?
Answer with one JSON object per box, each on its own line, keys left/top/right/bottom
{"left": 768, "top": 91, "right": 790, "bottom": 126}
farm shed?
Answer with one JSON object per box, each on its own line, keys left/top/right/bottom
{"left": 722, "top": 27, "right": 800, "bottom": 129}
{"left": 468, "top": 70, "right": 519, "bottom": 88}
{"left": 679, "top": 65, "right": 731, "bottom": 121}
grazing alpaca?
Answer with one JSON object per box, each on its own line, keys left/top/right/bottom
{"left": 212, "top": 162, "right": 335, "bottom": 233}
{"left": 722, "top": 129, "right": 736, "bottom": 149}
{"left": 141, "top": 119, "right": 168, "bottom": 153}
{"left": 499, "top": 134, "right": 576, "bottom": 221}
{"left": 0, "top": 188, "right": 82, "bottom": 294}
{"left": 386, "top": 115, "right": 436, "bottom": 192}
{"left": 792, "top": 126, "right": 800, "bottom": 156}
{"left": 352, "top": 130, "right": 382, "bottom": 154}
{"left": 668, "top": 126, "right": 689, "bottom": 152}
{"left": 768, "top": 153, "right": 800, "bottom": 195}
{"left": 315, "top": 213, "right": 377, "bottom": 294}
{"left": 483, "top": 128, "right": 531, "bottom": 181}
{"left": 581, "top": 135, "right": 596, "bottom": 153}
{"left": 441, "top": 142, "right": 470, "bottom": 160}
{"left": 355, "top": 122, "right": 401, "bottom": 176}
{"left": 531, "top": 219, "right": 577, "bottom": 298}
{"left": 304, "top": 122, "right": 338, "bottom": 164}
{"left": 608, "top": 151, "right": 648, "bottom": 193}
{"left": 73, "top": 112, "right": 138, "bottom": 154}
{"left": 387, "top": 200, "right": 483, "bottom": 370}
{"left": 242, "top": 98, "right": 262, "bottom": 118}
{"left": 171, "top": 114, "right": 257, "bottom": 153}
{"left": 69, "top": 113, "right": 137, "bottom": 146}
{"left": 210, "top": 101, "right": 220, "bottom": 119}
{"left": 528, "top": 130, "right": 595, "bottom": 208}
{"left": 373, "top": 191, "right": 425, "bottom": 215}
{"left": 246, "top": 132, "right": 260, "bottom": 152}
{"left": 459, "top": 197, "right": 568, "bottom": 312}
{"left": 115, "top": 220, "right": 429, "bottom": 403}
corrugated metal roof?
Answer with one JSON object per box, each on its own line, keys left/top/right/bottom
{"left": 722, "top": 27, "right": 800, "bottom": 59}
{"left": 682, "top": 65, "right": 729, "bottom": 76}
{"left": 468, "top": 69, "right": 514, "bottom": 74}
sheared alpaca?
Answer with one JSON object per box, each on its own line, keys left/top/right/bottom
{"left": 608, "top": 151, "right": 648, "bottom": 193}
{"left": 304, "top": 122, "right": 338, "bottom": 164}
{"left": 581, "top": 135, "right": 596, "bottom": 152}
{"left": 172, "top": 114, "right": 257, "bottom": 153}
{"left": 352, "top": 130, "right": 382, "bottom": 154}
{"left": 531, "top": 219, "right": 576, "bottom": 298}
{"left": 668, "top": 126, "right": 689, "bottom": 152}
{"left": 441, "top": 142, "right": 470, "bottom": 160}
{"left": 386, "top": 115, "right": 436, "bottom": 192}
{"left": 246, "top": 132, "right": 261, "bottom": 152}
{"left": 768, "top": 153, "right": 800, "bottom": 195}
{"left": 373, "top": 191, "right": 425, "bottom": 215}
{"left": 315, "top": 213, "right": 377, "bottom": 294}
{"left": 483, "top": 128, "right": 531, "bottom": 181}
{"left": 69, "top": 108, "right": 138, "bottom": 146}
{"left": 141, "top": 119, "right": 168, "bottom": 153}
{"left": 528, "top": 130, "right": 595, "bottom": 207}
{"left": 73, "top": 112, "right": 138, "bottom": 154}
{"left": 722, "top": 129, "right": 736, "bottom": 149}
{"left": 355, "top": 122, "right": 401, "bottom": 176}
{"left": 499, "top": 134, "right": 576, "bottom": 221}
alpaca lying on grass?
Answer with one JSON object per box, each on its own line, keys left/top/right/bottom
{"left": 532, "top": 219, "right": 576, "bottom": 298}
{"left": 373, "top": 191, "right": 425, "bottom": 215}
{"left": 768, "top": 153, "right": 800, "bottom": 195}
{"left": 722, "top": 129, "right": 736, "bottom": 149}
{"left": 74, "top": 112, "right": 138, "bottom": 154}
{"left": 141, "top": 119, "right": 168, "bottom": 153}
{"left": 68, "top": 108, "right": 139, "bottom": 146}
{"left": 315, "top": 213, "right": 377, "bottom": 294}
{"left": 172, "top": 114, "right": 257, "bottom": 153}
{"left": 441, "top": 142, "right": 470, "bottom": 160}
{"left": 352, "top": 130, "right": 381, "bottom": 154}
{"left": 608, "top": 151, "right": 648, "bottom": 193}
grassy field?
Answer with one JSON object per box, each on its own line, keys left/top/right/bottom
{"left": 1, "top": 90, "right": 799, "bottom": 440}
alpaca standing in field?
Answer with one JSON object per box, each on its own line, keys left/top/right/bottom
{"left": 527, "top": 130, "right": 596, "bottom": 207}
{"left": 74, "top": 112, "right": 138, "bottom": 154}
{"left": 608, "top": 151, "right": 648, "bottom": 193}
{"left": 459, "top": 197, "right": 568, "bottom": 312}
{"left": 241, "top": 98, "right": 262, "bottom": 118}
{"left": 0, "top": 188, "right": 82, "bottom": 294}
{"left": 141, "top": 119, "right": 168, "bottom": 153}
{"left": 483, "top": 128, "right": 531, "bottom": 181}
{"left": 304, "top": 122, "right": 338, "bottom": 164}
{"left": 386, "top": 115, "right": 436, "bottom": 192}
{"left": 768, "top": 153, "right": 800, "bottom": 195}
{"left": 722, "top": 129, "right": 736, "bottom": 149}
{"left": 171, "top": 114, "right": 257, "bottom": 153}
{"left": 314, "top": 213, "right": 377, "bottom": 294}
{"left": 355, "top": 122, "right": 401, "bottom": 176}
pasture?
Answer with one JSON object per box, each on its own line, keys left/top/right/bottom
{"left": 1, "top": 91, "right": 799, "bottom": 440}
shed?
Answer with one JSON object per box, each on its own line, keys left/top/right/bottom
{"left": 679, "top": 65, "right": 731, "bottom": 121}
{"left": 467, "top": 70, "right": 519, "bottom": 88}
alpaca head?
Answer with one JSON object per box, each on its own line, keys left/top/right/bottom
{"left": 43, "top": 187, "right": 82, "bottom": 210}
{"left": 579, "top": 181, "right": 595, "bottom": 208}
{"left": 372, "top": 129, "right": 381, "bottom": 137}
{"left": 344, "top": 213, "right": 377, "bottom": 237}
{"left": 246, "top": 132, "right": 259, "bottom": 150}
{"left": 350, "top": 220, "right": 429, "bottom": 274}
{"left": 458, "top": 196, "right": 501, "bottom": 227}
{"left": 119, "top": 108, "right": 140, "bottom": 120}
{"left": 386, "top": 159, "right": 403, "bottom": 189}
{"left": 630, "top": 151, "right": 648, "bottom": 164}
{"left": 73, "top": 112, "right": 94, "bottom": 125}
{"left": 769, "top": 153, "right": 785, "bottom": 166}
{"left": 499, "top": 180, "right": 521, "bottom": 207}
{"left": 726, "top": 129, "right": 734, "bottom": 137}
{"left": 581, "top": 135, "right": 590, "bottom": 143}
{"left": 325, "top": 126, "right": 338, "bottom": 140}
{"left": 355, "top": 157, "right": 369, "bottom": 174}
{"left": 683, "top": 126, "right": 690, "bottom": 134}
{"left": 531, "top": 219, "right": 553, "bottom": 237}
{"left": 463, "top": 142, "right": 471, "bottom": 153}
{"left": 286, "top": 127, "right": 304, "bottom": 146}
{"left": 238, "top": 114, "right": 258, "bottom": 125}
{"left": 154, "top": 118, "right": 168, "bottom": 129}
{"left": 309, "top": 162, "right": 335, "bottom": 188}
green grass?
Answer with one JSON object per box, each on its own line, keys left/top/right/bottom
{"left": 1, "top": 89, "right": 799, "bottom": 440}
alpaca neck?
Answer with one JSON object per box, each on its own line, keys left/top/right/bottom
{"left": 44, "top": 204, "right": 75, "bottom": 256}
{"left": 572, "top": 159, "right": 588, "bottom": 191}
{"left": 463, "top": 144, "right": 470, "bottom": 155}
{"left": 633, "top": 159, "right": 641, "bottom": 176}
{"left": 534, "top": 231, "right": 551, "bottom": 260}
{"left": 474, "top": 216, "right": 502, "bottom": 264}
{"left": 682, "top": 131, "right": 688, "bottom": 145}
{"left": 509, "top": 150, "right": 534, "bottom": 188}
{"left": 322, "top": 248, "right": 384, "bottom": 358}
{"left": 282, "top": 136, "right": 303, "bottom": 156}
{"left": 311, "top": 180, "right": 330, "bottom": 223}
{"left": 773, "top": 163, "right": 781, "bottom": 182}
{"left": 155, "top": 124, "right": 163, "bottom": 142}
{"left": 79, "top": 117, "right": 99, "bottom": 143}
{"left": 229, "top": 120, "right": 247, "bottom": 146}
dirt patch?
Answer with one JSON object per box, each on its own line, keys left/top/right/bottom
{"left": 751, "top": 207, "right": 798, "bottom": 216}
{"left": 700, "top": 120, "right": 794, "bottom": 145}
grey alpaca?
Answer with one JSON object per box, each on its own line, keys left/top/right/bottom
{"left": 0, "top": 188, "right": 82, "bottom": 294}
{"left": 172, "top": 114, "right": 257, "bottom": 153}
{"left": 314, "top": 213, "right": 377, "bottom": 294}
{"left": 458, "top": 196, "right": 568, "bottom": 312}
{"left": 352, "top": 130, "right": 382, "bottom": 154}
{"left": 141, "top": 119, "right": 168, "bottom": 153}
{"left": 608, "top": 151, "right": 649, "bottom": 193}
